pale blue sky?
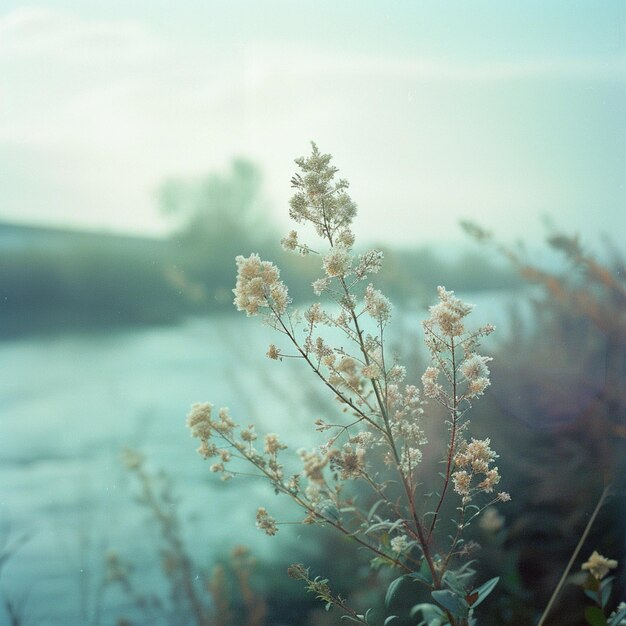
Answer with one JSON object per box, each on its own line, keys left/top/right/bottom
{"left": 0, "top": 1, "right": 624, "bottom": 246}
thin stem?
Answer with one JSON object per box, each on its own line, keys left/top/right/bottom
{"left": 340, "top": 273, "right": 389, "bottom": 425}
{"left": 536, "top": 484, "right": 611, "bottom": 626}
{"left": 428, "top": 337, "right": 459, "bottom": 542}
{"left": 271, "top": 306, "right": 384, "bottom": 436}
{"left": 336, "top": 274, "right": 442, "bottom": 587}
{"left": 134, "top": 468, "right": 208, "bottom": 625}
{"left": 219, "top": 430, "right": 411, "bottom": 574}
{"left": 443, "top": 505, "right": 466, "bottom": 569}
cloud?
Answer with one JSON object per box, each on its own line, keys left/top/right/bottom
{"left": 0, "top": 7, "right": 163, "bottom": 152}
{"left": 0, "top": 7, "right": 623, "bottom": 242}
{"left": 0, "top": 7, "right": 155, "bottom": 62}
{"left": 241, "top": 42, "right": 626, "bottom": 84}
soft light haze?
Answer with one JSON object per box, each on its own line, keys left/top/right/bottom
{"left": 1, "top": 1, "right": 624, "bottom": 247}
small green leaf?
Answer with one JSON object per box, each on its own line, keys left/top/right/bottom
{"left": 342, "top": 609, "right": 373, "bottom": 624}
{"left": 600, "top": 576, "right": 614, "bottom": 589}
{"left": 385, "top": 575, "right": 407, "bottom": 608}
{"left": 384, "top": 617, "right": 400, "bottom": 625}
{"left": 410, "top": 602, "right": 446, "bottom": 625}
{"left": 410, "top": 602, "right": 444, "bottom": 618}
{"left": 367, "top": 498, "right": 386, "bottom": 520}
{"left": 442, "top": 570, "right": 466, "bottom": 595}
{"left": 455, "top": 559, "right": 477, "bottom": 580}
{"left": 370, "top": 556, "right": 393, "bottom": 570}
{"left": 585, "top": 606, "right": 609, "bottom": 626}
{"left": 419, "top": 558, "right": 434, "bottom": 584}
{"left": 409, "top": 571, "right": 432, "bottom": 586}
{"left": 469, "top": 576, "right": 500, "bottom": 609}
{"left": 432, "top": 589, "right": 469, "bottom": 618}
{"left": 600, "top": 577, "right": 614, "bottom": 609}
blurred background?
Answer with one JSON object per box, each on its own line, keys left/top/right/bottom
{"left": 0, "top": 2, "right": 624, "bottom": 624}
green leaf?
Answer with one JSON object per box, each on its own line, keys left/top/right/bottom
{"left": 385, "top": 575, "right": 407, "bottom": 608}
{"left": 419, "top": 558, "right": 434, "bottom": 584}
{"left": 600, "top": 577, "right": 614, "bottom": 609}
{"left": 384, "top": 617, "right": 400, "bottom": 625}
{"left": 455, "top": 559, "right": 478, "bottom": 579}
{"left": 410, "top": 602, "right": 446, "bottom": 625}
{"left": 370, "top": 556, "right": 393, "bottom": 570}
{"left": 342, "top": 609, "right": 373, "bottom": 624}
{"left": 410, "top": 571, "right": 433, "bottom": 586}
{"left": 585, "top": 606, "right": 609, "bottom": 626}
{"left": 432, "top": 589, "right": 469, "bottom": 618}
{"left": 410, "top": 603, "right": 444, "bottom": 618}
{"left": 469, "top": 576, "right": 500, "bottom": 609}
{"left": 442, "top": 570, "right": 466, "bottom": 595}
{"left": 366, "top": 499, "right": 386, "bottom": 521}
{"left": 600, "top": 576, "right": 614, "bottom": 589}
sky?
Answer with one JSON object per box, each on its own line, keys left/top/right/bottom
{"left": 0, "top": 1, "right": 625, "bottom": 247}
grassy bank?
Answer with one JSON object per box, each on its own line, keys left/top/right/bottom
{"left": 0, "top": 221, "right": 521, "bottom": 339}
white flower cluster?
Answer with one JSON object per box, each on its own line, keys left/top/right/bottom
{"left": 281, "top": 229, "right": 299, "bottom": 251}
{"left": 327, "top": 356, "right": 362, "bottom": 395}
{"left": 460, "top": 353, "right": 492, "bottom": 397}
{"left": 186, "top": 402, "right": 213, "bottom": 440}
{"left": 289, "top": 142, "right": 357, "bottom": 240}
{"left": 421, "top": 366, "right": 442, "bottom": 399}
{"left": 422, "top": 287, "right": 495, "bottom": 404}
{"left": 452, "top": 438, "right": 501, "bottom": 503}
{"left": 426, "top": 286, "right": 474, "bottom": 339}
{"left": 390, "top": 534, "right": 411, "bottom": 554}
{"left": 336, "top": 229, "right": 355, "bottom": 248}
{"left": 299, "top": 448, "right": 329, "bottom": 484}
{"left": 581, "top": 550, "right": 618, "bottom": 580}
{"left": 233, "top": 253, "right": 289, "bottom": 316}
{"left": 186, "top": 402, "right": 290, "bottom": 485}
{"left": 323, "top": 247, "right": 351, "bottom": 278}
{"left": 281, "top": 229, "right": 311, "bottom": 255}
{"left": 328, "top": 443, "right": 367, "bottom": 480}
{"left": 256, "top": 507, "right": 278, "bottom": 536}
{"left": 304, "top": 302, "right": 325, "bottom": 325}
{"left": 387, "top": 383, "right": 427, "bottom": 474}
{"left": 312, "top": 277, "right": 329, "bottom": 296}
{"left": 364, "top": 284, "right": 391, "bottom": 325}
{"left": 355, "top": 249, "right": 384, "bottom": 279}
{"left": 266, "top": 344, "right": 280, "bottom": 360}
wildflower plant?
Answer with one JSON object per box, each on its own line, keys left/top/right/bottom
{"left": 116, "top": 448, "right": 267, "bottom": 626}
{"left": 578, "top": 551, "right": 624, "bottom": 626}
{"left": 187, "top": 143, "right": 509, "bottom": 625}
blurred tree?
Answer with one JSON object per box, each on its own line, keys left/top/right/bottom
{"left": 159, "top": 159, "right": 278, "bottom": 308}
{"left": 160, "top": 159, "right": 273, "bottom": 252}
